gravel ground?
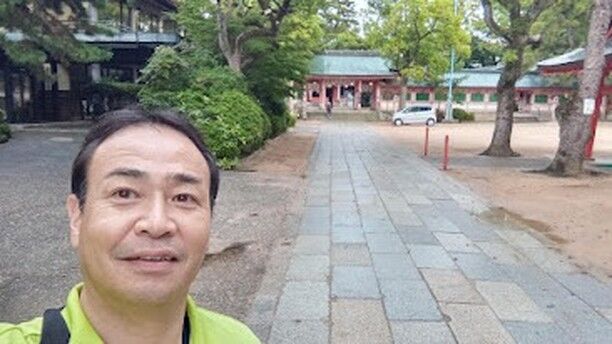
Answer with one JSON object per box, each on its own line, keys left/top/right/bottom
{"left": 0, "top": 125, "right": 315, "bottom": 323}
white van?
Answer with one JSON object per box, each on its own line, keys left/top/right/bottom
{"left": 392, "top": 105, "right": 436, "bottom": 126}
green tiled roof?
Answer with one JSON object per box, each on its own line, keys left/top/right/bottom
{"left": 309, "top": 51, "right": 396, "bottom": 77}
{"left": 538, "top": 40, "right": 612, "bottom": 68}
{"left": 407, "top": 67, "right": 562, "bottom": 89}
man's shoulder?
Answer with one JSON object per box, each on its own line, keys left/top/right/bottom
{"left": 0, "top": 317, "right": 43, "bottom": 344}
{"left": 192, "top": 307, "right": 260, "bottom": 344}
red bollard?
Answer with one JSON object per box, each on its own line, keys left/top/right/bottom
{"left": 443, "top": 135, "right": 450, "bottom": 171}
{"left": 423, "top": 127, "right": 430, "bottom": 156}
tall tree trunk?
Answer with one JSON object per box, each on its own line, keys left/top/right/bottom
{"left": 481, "top": 48, "right": 523, "bottom": 157}
{"left": 545, "top": 0, "right": 611, "bottom": 176}
{"left": 399, "top": 76, "right": 407, "bottom": 109}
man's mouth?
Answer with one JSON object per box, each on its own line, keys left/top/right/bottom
{"left": 120, "top": 249, "right": 181, "bottom": 263}
{"left": 125, "top": 256, "right": 178, "bottom": 262}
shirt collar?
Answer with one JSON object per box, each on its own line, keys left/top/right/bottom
{"left": 61, "top": 283, "right": 195, "bottom": 343}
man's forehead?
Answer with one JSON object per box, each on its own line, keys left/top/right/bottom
{"left": 89, "top": 124, "right": 210, "bottom": 177}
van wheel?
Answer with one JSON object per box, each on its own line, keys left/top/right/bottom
{"left": 393, "top": 119, "right": 403, "bottom": 126}
{"left": 426, "top": 118, "right": 435, "bottom": 127}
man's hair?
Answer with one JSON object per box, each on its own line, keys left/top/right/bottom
{"left": 71, "top": 106, "right": 220, "bottom": 210}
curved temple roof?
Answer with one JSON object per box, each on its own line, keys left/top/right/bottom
{"left": 309, "top": 50, "right": 396, "bottom": 77}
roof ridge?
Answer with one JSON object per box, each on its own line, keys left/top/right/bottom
{"left": 322, "top": 50, "right": 381, "bottom": 57}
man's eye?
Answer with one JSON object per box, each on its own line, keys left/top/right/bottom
{"left": 113, "top": 189, "right": 137, "bottom": 199}
{"left": 173, "top": 194, "right": 195, "bottom": 203}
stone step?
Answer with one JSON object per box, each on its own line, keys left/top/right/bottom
{"left": 305, "top": 111, "right": 387, "bottom": 122}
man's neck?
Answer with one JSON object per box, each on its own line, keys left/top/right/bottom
{"left": 79, "top": 285, "right": 187, "bottom": 344}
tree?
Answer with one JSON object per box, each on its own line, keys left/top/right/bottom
{"left": 367, "top": 0, "right": 470, "bottom": 109}
{"left": 544, "top": 0, "right": 611, "bottom": 176}
{"left": 479, "top": 0, "right": 556, "bottom": 156}
{"left": 320, "top": 0, "right": 366, "bottom": 49}
{"left": 530, "top": 0, "right": 590, "bottom": 63}
{"left": 214, "top": 0, "right": 299, "bottom": 73}
{"left": 0, "top": 0, "right": 110, "bottom": 70}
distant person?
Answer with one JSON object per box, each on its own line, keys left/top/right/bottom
{"left": 326, "top": 99, "right": 333, "bottom": 119}
{"left": 0, "top": 107, "right": 260, "bottom": 343}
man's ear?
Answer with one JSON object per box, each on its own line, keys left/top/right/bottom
{"left": 66, "top": 194, "right": 82, "bottom": 249}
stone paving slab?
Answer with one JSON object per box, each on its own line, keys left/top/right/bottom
{"left": 476, "top": 242, "right": 529, "bottom": 266}
{"left": 269, "top": 320, "right": 329, "bottom": 344}
{"left": 441, "top": 303, "right": 516, "bottom": 344}
{"left": 519, "top": 247, "right": 578, "bottom": 274}
{"left": 409, "top": 245, "right": 456, "bottom": 269}
{"left": 475, "top": 281, "right": 552, "bottom": 323}
{"left": 599, "top": 308, "right": 612, "bottom": 323}
{"left": 433, "top": 232, "right": 480, "bottom": 253}
{"left": 371, "top": 253, "right": 420, "bottom": 280}
{"left": 554, "top": 273, "right": 612, "bottom": 308}
{"left": 331, "top": 244, "right": 371, "bottom": 266}
{"left": 275, "top": 281, "right": 329, "bottom": 320}
{"left": 390, "top": 321, "right": 456, "bottom": 344}
{"left": 286, "top": 255, "right": 329, "bottom": 281}
{"left": 503, "top": 321, "right": 572, "bottom": 344}
{"left": 331, "top": 226, "right": 366, "bottom": 244}
{"left": 293, "top": 235, "right": 330, "bottom": 255}
{"left": 421, "top": 269, "right": 484, "bottom": 304}
{"left": 366, "top": 233, "right": 407, "bottom": 253}
{"left": 396, "top": 226, "right": 440, "bottom": 245}
{"left": 331, "top": 266, "right": 380, "bottom": 298}
{"left": 379, "top": 279, "right": 442, "bottom": 321}
{"left": 451, "top": 252, "right": 511, "bottom": 281}
{"left": 331, "top": 299, "right": 392, "bottom": 344}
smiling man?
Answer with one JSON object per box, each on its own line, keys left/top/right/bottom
{"left": 0, "top": 108, "right": 260, "bottom": 343}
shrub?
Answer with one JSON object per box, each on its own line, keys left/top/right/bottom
{"left": 287, "top": 112, "right": 297, "bottom": 128}
{"left": 435, "top": 108, "right": 445, "bottom": 122}
{"left": 452, "top": 108, "right": 475, "bottom": 122}
{"left": 0, "top": 110, "right": 11, "bottom": 144}
{"left": 189, "top": 90, "right": 271, "bottom": 169}
{"left": 138, "top": 47, "right": 190, "bottom": 109}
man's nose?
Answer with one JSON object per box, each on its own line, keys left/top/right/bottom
{"left": 134, "top": 195, "right": 178, "bottom": 238}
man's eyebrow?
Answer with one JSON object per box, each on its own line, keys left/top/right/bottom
{"left": 104, "top": 168, "right": 146, "bottom": 180}
{"left": 167, "top": 173, "right": 203, "bottom": 185}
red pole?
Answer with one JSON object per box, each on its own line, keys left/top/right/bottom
{"left": 423, "top": 127, "right": 430, "bottom": 156}
{"left": 443, "top": 135, "right": 450, "bottom": 170}
{"left": 584, "top": 73, "right": 607, "bottom": 160}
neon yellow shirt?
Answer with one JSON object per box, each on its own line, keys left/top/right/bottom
{"left": 0, "top": 284, "right": 260, "bottom": 343}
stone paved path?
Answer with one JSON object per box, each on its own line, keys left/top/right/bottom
{"left": 257, "top": 122, "right": 612, "bottom": 343}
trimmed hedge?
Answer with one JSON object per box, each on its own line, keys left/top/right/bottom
{"left": 190, "top": 91, "right": 271, "bottom": 169}
{"left": 0, "top": 110, "right": 10, "bottom": 144}
{"left": 452, "top": 108, "right": 475, "bottom": 122}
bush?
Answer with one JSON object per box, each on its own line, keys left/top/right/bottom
{"left": 189, "top": 90, "right": 271, "bottom": 169}
{"left": 435, "top": 108, "right": 445, "bottom": 122}
{"left": 287, "top": 112, "right": 297, "bottom": 128}
{"left": 452, "top": 108, "right": 475, "bottom": 122}
{"left": 138, "top": 47, "right": 190, "bottom": 109}
{"left": 0, "top": 110, "right": 11, "bottom": 144}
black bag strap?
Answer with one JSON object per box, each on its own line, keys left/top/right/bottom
{"left": 40, "top": 308, "right": 190, "bottom": 344}
{"left": 40, "top": 308, "right": 70, "bottom": 344}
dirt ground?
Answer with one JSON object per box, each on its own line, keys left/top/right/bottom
{"left": 374, "top": 121, "right": 612, "bottom": 279}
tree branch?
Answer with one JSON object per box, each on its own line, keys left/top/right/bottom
{"left": 481, "top": 0, "right": 511, "bottom": 42}
{"left": 215, "top": 0, "right": 233, "bottom": 61}
{"left": 526, "top": 0, "right": 556, "bottom": 23}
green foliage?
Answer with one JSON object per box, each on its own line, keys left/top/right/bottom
{"left": 452, "top": 108, "right": 475, "bottom": 122}
{"left": 191, "top": 91, "right": 272, "bottom": 169}
{"left": 367, "top": 0, "right": 471, "bottom": 83}
{"left": 137, "top": 45, "right": 271, "bottom": 169}
{"left": 0, "top": 110, "right": 11, "bottom": 144}
{"left": 0, "top": 0, "right": 111, "bottom": 71}
{"left": 320, "top": 0, "right": 365, "bottom": 49}
{"left": 138, "top": 47, "right": 190, "bottom": 95}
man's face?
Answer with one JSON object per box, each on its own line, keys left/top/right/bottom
{"left": 66, "top": 124, "right": 212, "bottom": 305}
